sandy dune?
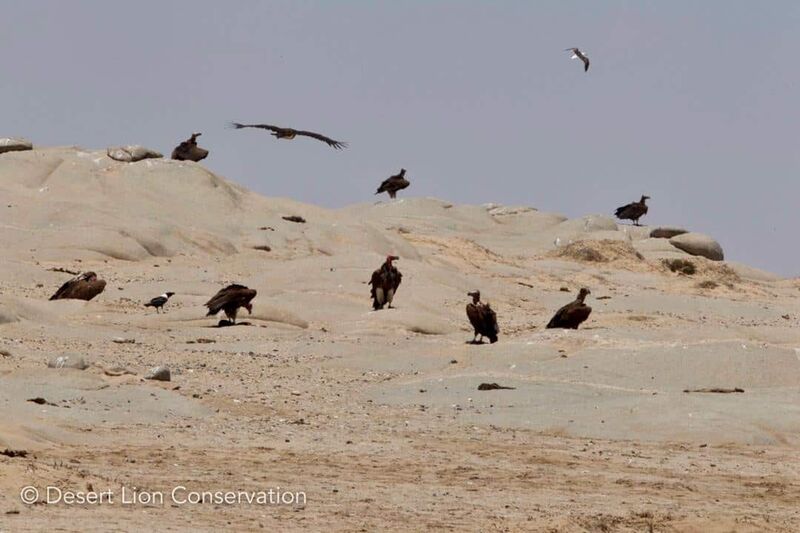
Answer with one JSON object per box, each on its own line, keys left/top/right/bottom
{"left": 1, "top": 147, "right": 799, "bottom": 531}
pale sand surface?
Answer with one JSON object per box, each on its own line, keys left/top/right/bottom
{"left": 1, "top": 148, "right": 799, "bottom": 531}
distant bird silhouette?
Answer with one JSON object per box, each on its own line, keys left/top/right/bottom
{"left": 171, "top": 132, "right": 209, "bottom": 162}
{"left": 565, "top": 48, "right": 590, "bottom": 72}
{"left": 546, "top": 288, "right": 592, "bottom": 329}
{"left": 229, "top": 122, "right": 347, "bottom": 150}
{"left": 49, "top": 272, "right": 106, "bottom": 301}
{"left": 145, "top": 292, "right": 175, "bottom": 313}
{"left": 375, "top": 168, "right": 410, "bottom": 199}
{"left": 369, "top": 256, "right": 402, "bottom": 310}
{"left": 615, "top": 195, "right": 650, "bottom": 226}
{"left": 205, "top": 284, "right": 257, "bottom": 325}
{"left": 466, "top": 291, "right": 499, "bottom": 344}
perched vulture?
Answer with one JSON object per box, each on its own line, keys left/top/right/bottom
{"left": 546, "top": 288, "right": 592, "bottom": 329}
{"left": 205, "top": 284, "right": 257, "bottom": 325}
{"left": 230, "top": 122, "right": 347, "bottom": 150}
{"left": 171, "top": 132, "right": 209, "bottom": 162}
{"left": 369, "top": 256, "right": 402, "bottom": 310}
{"left": 614, "top": 195, "right": 650, "bottom": 226}
{"left": 375, "top": 168, "right": 410, "bottom": 199}
{"left": 565, "top": 47, "right": 590, "bottom": 72}
{"left": 466, "top": 291, "right": 499, "bottom": 344}
{"left": 49, "top": 272, "right": 106, "bottom": 301}
{"left": 145, "top": 292, "right": 175, "bottom": 313}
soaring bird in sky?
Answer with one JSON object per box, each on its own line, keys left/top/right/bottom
{"left": 466, "top": 290, "right": 499, "bottom": 344}
{"left": 49, "top": 272, "right": 106, "bottom": 301}
{"left": 375, "top": 168, "right": 410, "bottom": 199}
{"left": 614, "top": 195, "right": 650, "bottom": 226}
{"left": 205, "top": 284, "right": 257, "bottom": 325}
{"left": 546, "top": 288, "right": 592, "bottom": 330}
{"left": 145, "top": 292, "right": 175, "bottom": 313}
{"left": 229, "top": 122, "right": 347, "bottom": 150}
{"left": 369, "top": 255, "right": 402, "bottom": 310}
{"left": 171, "top": 132, "right": 209, "bottom": 162}
{"left": 564, "top": 48, "right": 590, "bottom": 72}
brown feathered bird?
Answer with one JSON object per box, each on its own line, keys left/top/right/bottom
{"left": 546, "top": 288, "right": 592, "bottom": 329}
{"left": 466, "top": 290, "right": 499, "bottom": 344}
{"left": 565, "top": 47, "right": 590, "bottom": 72}
{"left": 230, "top": 122, "right": 347, "bottom": 150}
{"left": 369, "top": 255, "right": 402, "bottom": 310}
{"left": 49, "top": 272, "right": 106, "bottom": 301}
{"left": 375, "top": 168, "right": 410, "bottom": 199}
{"left": 205, "top": 284, "right": 257, "bottom": 325}
{"left": 171, "top": 132, "right": 209, "bottom": 162}
{"left": 614, "top": 195, "right": 650, "bottom": 226}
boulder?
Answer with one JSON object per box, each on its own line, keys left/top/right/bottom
{"left": 669, "top": 232, "right": 724, "bottom": 261}
{"left": 0, "top": 137, "right": 33, "bottom": 154}
{"left": 107, "top": 145, "right": 163, "bottom": 163}
{"left": 650, "top": 227, "right": 688, "bottom": 239}
{"left": 145, "top": 366, "right": 171, "bottom": 381}
{"left": 47, "top": 355, "right": 89, "bottom": 370}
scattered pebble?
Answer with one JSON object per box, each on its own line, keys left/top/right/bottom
{"left": 145, "top": 366, "right": 171, "bottom": 382}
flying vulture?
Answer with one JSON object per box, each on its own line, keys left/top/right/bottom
{"left": 546, "top": 288, "right": 592, "bottom": 329}
{"left": 145, "top": 292, "right": 175, "bottom": 313}
{"left": 614, "top": 195, "right": 650, "bottom": 226}
{"left": 205, "top": 284, "right": 257, "bottom": 325}
{"left": 49, "top": 272, "right": 106, "bottom": 301}
{"left": 229, "top": 122, "right": 347, "bottom": 150}
{"left": 171, "top": 132, "right": 209, "bottom": 162}
{"left": 369, "top": 255, "right": 402, "bottom": 310}
{"left": 565, "top": 48, "right": 590, "bottom": 72}
{"left": 466, "top": 290, "right": 499, "bottom": 344}
{"left": 375, "top": 169, "right": 410, "bottom": 199}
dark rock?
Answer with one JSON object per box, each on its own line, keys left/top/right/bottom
{"left": 145, "top": 366, "right": 171, "bottom": 381}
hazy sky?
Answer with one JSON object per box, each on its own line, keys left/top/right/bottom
{"left": 2, "top": 1, "right": 799, "bottom": 275}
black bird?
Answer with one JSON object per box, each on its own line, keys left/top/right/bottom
{"left": 144, "top": 292, "right": 175, "bottom": 313}
{"left": 614, "top": 195, "right": 650, "bottom": 226}
{"left": 229, "top": 122, "right": 347, "bottom": 150}
{"left": 375, "top": 169, "right": 410, "bottom": 199}
{"left": 49, "top": 272, "right": 106, "bottom": 301}
{"left": 565, "top": 48, "right": 590, "bottom": 72}
{"left": 369, "top": 256, "right": 402, "bottom": 310}
{"left": 546, "top": 288, "right": 592, "bottom": 329}
{"left": 466, "top": 290, "right": 499, "bottom": 344}
{"left": 205, "top": 284, "right": 257, "bottom": 325}
{"left": 171, "top": 132, "right": 209, "bottom": 162}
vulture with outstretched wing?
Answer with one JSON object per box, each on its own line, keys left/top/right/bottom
{"left": 230, "top": 122, "right": 347, "bottom": 150}
{"left": 546, "top": 288, "right": 592, "bottom": 329}
{"left": 466, "top": 291, "right": 499, "bottom": 344}
{"left": 375, "top": 168, "right": 410, "bottom": 199}
{"left": 369, "top": 256, "right": 402, "bottom": 310}
{"left": 565, "top": 48, "right": 590, "bottom": 72}
{"left": 49, "top": 272, "right": 106, "bottom": 301}
{"left": 614, "top": 195, "right": 650, "bottom": 226}
{"left": 171, "top": 132, "right": 209, "bottom": 162}
{"left": 205, "top": 284, "right": 257, "bottom": 325}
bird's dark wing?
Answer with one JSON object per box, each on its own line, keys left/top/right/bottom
{"left": 582, "top": 56, "right": 590, "bottom": 71}
{"left": 615, "top": 202, "right": 635, "bottom": 217}
{"left": 147, "top": 296, "right": 167, "bottom": 307}
{"left": 546, "top": 304, "right": 570, "bottom": 328}
{"left": 392, "top": 268, "right": 402, "bottom": 291}
{"left": 466, "top": 303, "right": 481, "bottom": 330}
{"left": 375, "top": 178, "right": 393, "bottom": 194}
{"left": 205, "top": 284, "right": 255, "bottom": 315}
{"left": 294, "top": 130, "right": 348, "bottom": 150}
{"left": 229, "top": 123, "right": 281, "bottom": 133}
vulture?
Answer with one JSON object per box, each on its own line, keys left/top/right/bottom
{"left": 229, "top": 122, "right": 347, "bottom": 150}
{"left": 614, "top": 195, "right": 650, "bottom": 226}
{"left": 369, "top": 256, "right": 402, "bottom": 310}
{"left": 466, "top": 291, "right": 499, "bottom": 344}
{"left": 49, "top": 272, "right": 106, "bottom": 301}
{"left": 205, "top": 284, "right": 257, "bottom": 325}
{"left": 145, "top": 292, "right": 175, "bottom": 313}
{"left": 375, "top": 169, "right": 410, "bottom": 199}
{"left": 565, "top": 48, "right": 590, "bottom": 72}
{"left": 171, "top": 132, "right": 209, "bottom": 162}
{"left": 546, "top": 288, "right": 592, "bottom": 329}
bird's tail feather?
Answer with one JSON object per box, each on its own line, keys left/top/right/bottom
{"left": 228, "top": 122, "right": 245, "bottom": 129}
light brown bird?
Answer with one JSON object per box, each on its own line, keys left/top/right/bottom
{"left": 230, "top": 122, "right": 347, "bottom": 150}
{"left": 466, "top": 290, "right": 499, "bottom": 344}
{"left": 205, "top": 284, "right": 257, "bottom": 325}
{"left": 369, "top": 256, "right": 402, "bottom": 310}
{"left": 546, "top": 288, "right": 592, "bottom": 329}
{"left": 49, "top": 272, "right": 106, "bottom": 301}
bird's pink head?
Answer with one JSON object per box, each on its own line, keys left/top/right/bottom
{"left": 386, "top": 255, "right": 399, "bottom": 264}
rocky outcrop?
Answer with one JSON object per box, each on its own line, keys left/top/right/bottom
{"left": 107, "top": 145, "right": 163, "bottom": 162}
{"left": 669, "top": 232, "right": 724, "bottom": 261}
{"left": 0, "top": 137, "right": 33, "bottom": 154}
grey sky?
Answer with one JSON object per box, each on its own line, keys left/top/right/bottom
{"left": 2, "top": 1, "right": 798, "bottom": 275}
